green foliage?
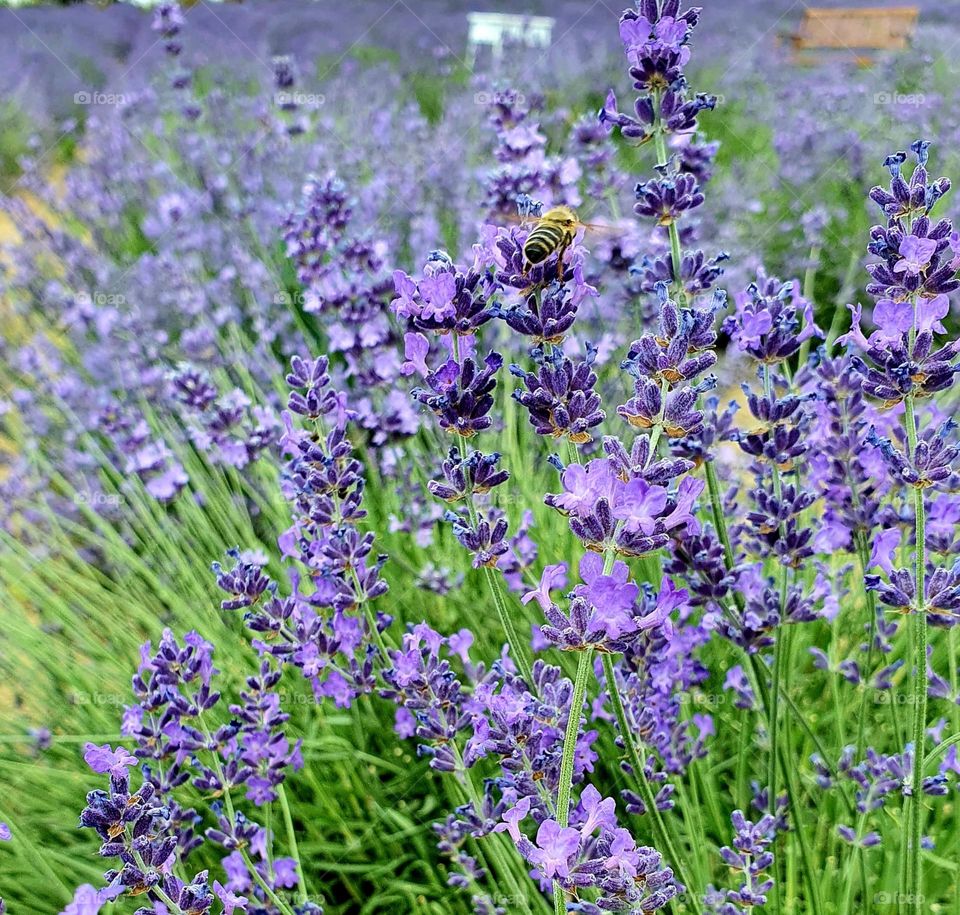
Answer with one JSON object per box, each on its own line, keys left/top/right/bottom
{"left": 0, "top": 102, "right": 34, "bottom": 185}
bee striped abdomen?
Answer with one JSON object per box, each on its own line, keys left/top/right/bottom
{"left": 523, "top": 224, "right": 566, "bottom": 266}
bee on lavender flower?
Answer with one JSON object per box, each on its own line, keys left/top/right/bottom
{"left": 521, "top": 205, "right": 581, "bottom": 277}
{"left": 518, "top": 202, "right": 618, "bottom": 282}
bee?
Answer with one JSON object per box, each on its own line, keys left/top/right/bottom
{"left": 521, "top": 205, "right": 582, "bottom": 278}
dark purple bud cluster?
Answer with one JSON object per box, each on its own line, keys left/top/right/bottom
{"left": 227, "top": 661, "right": 304, "bottom": 805}
{"left": 433, "top": 814, "right": 489, "bottom": 894}
{"left": 815, "top": 744, "right": 948, "bottom": 851}
{"left": 599, "top": 0, "right": 715, "bottom": 144}
{"left": 475, "top": 661, "right": 599, "bottom": 801}
{"left": 80, "top": 762, "right": 173, "bottom": 894}
{"left": 867, "top": 420, "right": 959, "bottom": 489}
{"left": 98, "top": 401, "right": 189, "bottom": 502}
{"left": 631, "top": 249, "right": 728, "bottom": 301}
{"left": 603, "top": 433, "right": 695, "bottom": 486}
{"left": 412, "top": 352, "right": 503, "bottom": 439}
{"left": 618, "top": 376, "right": 707, "bottom": 439}
{"left": 665, "top": 528, "right": 737, "bottom": 610}
{"left": 806, "top": 354, "right": 889, "bottom": 556}
{"left": 428, "top": 448, "right": 509, "bottom": 503}
{"left": 619, "top": 286, "right": 719, "bottom": 441}
{"left": 635, "top": 170, "right": 705, "bottom": 226}
{"left": 78, "top": 743, "right": 230, "bottom": 912}
{"left": 623, "top": 289, "right": 719, "bottom": 384}
{"left": 125, "top": 627, "right": 302, "bottom": 813}
{"left": 151, "top": 2, "right": 196, "bottom": 111}
{"left": 271, "top": 54, "right": 308, "bottom": 135}
{"left": 380, "top": 625, "right": 487, "bottom": 772}
{"left": 171, "top": 364, "right": 280, "bottom": 471}
{"left": 869, "top": 141, "right": 951, "bottom": 225}
{"left": 604, "top": 617, "right": 711, "bottom": 787}
{"left": 677, "top": 136, "right": 719, "bottom": 183}
{"left": 715, "top": 582, "right": 819, "bottom": 653}
{"left": 868, "top": 563, "right": 960, "bottom": 628}
{"left": 283, "top": 174, "right": 352, "bottom": 284}
{"left": 701, "top": 271, "right": 826, "bottom": 653}
{"left": 510, "top": 345, "right": 605, "bottom": 444}
{"left": 447, "top": 510, "right": 509, "bottom": 569}
{"left": 494, "top": 278, "right": 583, "bottom": 344}
{"left": 121, "top": 629, "right": 218, "bottom": 852}
{"left": 849, "top": 331, "right": 959, "bottom": 405}
{"left": 152, "top": 1, "right": 184, "bottom": 57}
{"left": 671, "top": 395, "right": 738, "bottom": 467}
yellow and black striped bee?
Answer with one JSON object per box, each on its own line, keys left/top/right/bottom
{"left": 521, "top": 205, "right": 582, "bottom": 278}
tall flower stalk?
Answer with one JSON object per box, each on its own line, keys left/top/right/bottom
{"left": 843, "top": 141, "right": 960, "bottom": 913}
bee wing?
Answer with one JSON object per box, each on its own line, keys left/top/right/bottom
{"left": 580, "top": 221, "right": 628, "bottom": 236}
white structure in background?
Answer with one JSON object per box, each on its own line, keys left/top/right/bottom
{"left": 466, "top": 12, "right": 555, "bottom": 67}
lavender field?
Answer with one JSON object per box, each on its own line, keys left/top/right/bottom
{"left": 2, "top": 1, "right": 960, "bottom": 913}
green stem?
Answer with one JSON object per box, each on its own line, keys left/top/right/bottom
{"left": 652, "top": 88, "right": 686, "bottom": 305}
{"left": 600, "top": 653, "right": 702, "bottom": 914}
{"left": 763, "top": 364, "right": 788, "bottom": 827}
{"left": 451, "top": 335, "right": 534, "bottom": 685}
{"left": 484, "top": 564, "right": 534, "bottom": 685}
{"left": 748, "top": 655, "right": 824, "bottom": 914}
{"left": 197, "top": 719, "right": 297, "bottom": 915}
{"left": 453, "top": 745, "right": 537, "bottom": 915}
{"left": 904, "top": 393, "right": 927, "bottom": 915}
{"left": 277, "top": 783, "right": 308, "bottom": 905}
{"left": 841, "top": 808, "right": 873, "bottom": 915}
{"left": 853, "top": 529, "right": 880, "bottom": 760}
{"left": 241, "top": 845, "right": 297, "bottom": 915}
{"left": 553, "top": 648, "right": 594, "bottom": 915}
{"left": 796, "top": 245, "right": 820, "bottom": 367}
{"left": 348, "top": 563, "right": 389, "bottom": 659}
{"left": 704, "top": 459, "right": 737, "bottom": 588}
{"left": 702, "top": 456, "right": 823, "bottom": 913}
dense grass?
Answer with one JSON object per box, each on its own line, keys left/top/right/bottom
{"left": 4, "top": 321, "right": 960, "bottom": 912}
